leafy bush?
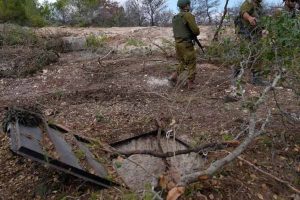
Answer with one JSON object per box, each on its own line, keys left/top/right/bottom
{"left": 0, "top": 0, "right": 46, "bottom": 27}
{"left": 0, "top": 24, "right": 39, "bottom": 46}
{"left": 126, "top": 38, "right": 145, "bottom": 47}
{"left": 208, "top": 13, "right": 300, "bottom": 86}
{"left": 85, "top": 34, "right": 109, "bottom": 50}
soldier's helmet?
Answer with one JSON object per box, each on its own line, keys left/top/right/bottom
{"left": 177, "top": 0, "right": 191, "bottom": 8}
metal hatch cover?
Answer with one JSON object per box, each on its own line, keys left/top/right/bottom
{"left": 7, "top": 121, "right": 118, "bottom": 189}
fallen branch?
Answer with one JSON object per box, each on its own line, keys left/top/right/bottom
{"left": 253, "top": 73, "right": 281, "bottom": 111}
{"left": 235, "top": 154, "right": 300, "bottom": 194}
{"left": 177, "top": 112, "right": 258, "bottom": 186}
{"left": 147, "top": 37, "right": 171, "bottom": 57}
{"left": 98, "top": 48, "right": 114, "bottom": 66}
{"left": 156, "top": 126, "right": 171, "bottom": 168}
{"left": 273, "top": 89, "right": 300, "bottom": 122}
{"left": 166, "top": 75, "right": 282, "bottom": 199}
{"left": 144, "top": 92, "right": 173, "bottom": 102}
{"left": 99, "top": 49, "right": 114, "bottom": 60}
{"left": 110, "top": 141, "right": 240, "bottom": 158}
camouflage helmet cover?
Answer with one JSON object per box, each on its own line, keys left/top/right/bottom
{"left": 177, "top": 0, "right": 191, "bottom": 8}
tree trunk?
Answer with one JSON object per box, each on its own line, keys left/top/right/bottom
{"left": 205, "top": 0, "right": 212, "bottom": 24}
{"left": 151, "top": 14, "right": 154, "bottom": 26}
{"left": 213, "top": 0, "right": 230, "bottom": 41}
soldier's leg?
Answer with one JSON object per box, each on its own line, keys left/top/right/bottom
{"left": 181, "top": 42, "right": 196, "bottom": 89}
{"left": 169, "top": 42, "right": 185, "bottom": 83}
{"left": 176, "top": 42, "right": 186, "bottom": 75}
{"left": 187, "top": 47, "right": 196, "bottom": 81}
{"left": 185, "top": 44, "right": 196, "bottom": 81}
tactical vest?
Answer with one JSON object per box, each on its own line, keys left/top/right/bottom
{"left": 172, "top": 12, "right": 193, "bottom": 41}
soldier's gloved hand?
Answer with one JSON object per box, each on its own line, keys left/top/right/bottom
{"left": 248, "top": 17, "right": 257, "bottom": 26}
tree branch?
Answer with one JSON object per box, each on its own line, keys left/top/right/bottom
{"left": 178, "top": 112, "right": 258, "bottom": 186}
{"left": 111, "top": 141, "right": 240, "bottom": 158}
{"left": 272, "top": 89, "right": 300, "bottom": 122}
{"left": 213, "top": 0, "right": 229, "bottom": 41}
{"left": 176, "top": 74, "right": 281, "bottom": 187}
{"left": 253, "top": 73, "right": 281, "bottom": 111}
{"left": 235, "top": 155, "right": 300, "bottom": 194}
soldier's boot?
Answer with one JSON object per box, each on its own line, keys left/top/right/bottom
{"left": 168, "top": 72, "right": 178, "bottom": 85}
{"left": 251, "top": 72, "right": 270, "bottom": 86}
{"left": 187, "top": 79, "right": 195, "bottom": 90}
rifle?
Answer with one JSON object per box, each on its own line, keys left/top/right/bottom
{"left": 193, "top": 35, "right": 205, "bottom": 54}
{"left": 184, "top": 22, "right": 205, "bottom": 53}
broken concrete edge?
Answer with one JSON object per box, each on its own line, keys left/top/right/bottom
{"left": 48, "top": 124, "right": 191, "bottom": 151}
{"left": 110, "top": 129, "right": 191, "bottom": 149}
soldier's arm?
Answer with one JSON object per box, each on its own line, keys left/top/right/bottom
{"left": 240, "top": 1, "right": 257, "bottom": 26}
{"left": 243, "top": 12, "right": 257, "bottom": 26}
{"left": 183, "top": 13, "right": 200, "bottom": 36}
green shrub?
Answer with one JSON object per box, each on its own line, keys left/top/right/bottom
{"left": 0, "top": 0, "right": 46, "bottom": 27}
{"left": 208, "top": 14, "right": 300, "bottom": 93}
{"left": 85, "top": 34, "right": 108, "bottom": 50}
{"left": 126, "top": 38, "right": 145, "bottom": 47}
{"left": 0, "top": 24, "right": 39, "bottom": 46}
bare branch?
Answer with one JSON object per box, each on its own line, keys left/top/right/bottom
{"left": 98, "top": 48, "right": 114, "bottom": 65}
{"left": 111, "top": 141, "right": 240, "bottom": 158}
{"left": 172, "top": 74, "right": 281, "bottom": 189}
{"left": 253, "top": 73, "right": 282, "bottom": 111}
{"left": 235, "top": 155, "right": 300, "bottom": 194}
{"left": 147, "top": 37, "right": 171, "bottom": 57}
{"left": 272, "top": 89, "right": 300, "bottom": 122}
{"left": 213, "top": 0, "right": 229, "bottom": 41}
{"left": 178, "top": 112, "right": 258, "bottom": 186}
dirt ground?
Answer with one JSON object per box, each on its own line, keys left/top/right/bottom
{"left": 0, "top": 26, "right": 299, "bottom": 200}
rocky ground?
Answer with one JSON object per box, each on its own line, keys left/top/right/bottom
{"left": 0, "top": 25, "right": 299, "bottom": 200}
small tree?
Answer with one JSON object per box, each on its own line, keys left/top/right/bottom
{"left": 0, "top": 0, "right": 46, "bottom": 26}
{"left": 155, "top": 9, "right": 174, "bottom": 27}
{"left": 124, "top": 0, "right": 146, "bottom": 26}
{"left": 52, "top": 0, "right": 72, "bottom": 24}
{"left": 141, "top": 0, "right": 167, "bottom": 26}
{"left": 192, "top": 0, "right": 220, "bottom": 24}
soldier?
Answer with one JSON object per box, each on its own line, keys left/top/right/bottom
{"left": 169, "top": 0, "right": 200, "bottom": 90}
{"left": 226, "top": 0, "right": 268, "bottom": 102}
{"left": 284, "top": 0, "right": 297, "bottom": 11}
{"left": 237, "top": 0, "right": 268, "bottom": 86}
{"left": 283, "top": 0, "right": 299, "bottom": 16}
{"left": 237, "top": 0, "right": 263, "bottom": 40}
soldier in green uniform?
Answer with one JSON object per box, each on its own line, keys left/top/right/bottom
{"left": 169, "top": 0, "right": 200, "bottom": 90}
{"left": 226, "top": 0, "right": 267, "bottom": 102}
{"left": 284, "top": 0, "right": 298, "bottom": 11}
{"left": 283, "top": 0, "right": 299, "bottom": 17}
{"left": 236, "top": 0, "right": 263, "bottom": 41}
{"left": 235, "top": 0, "right": 269, "bottom": 83}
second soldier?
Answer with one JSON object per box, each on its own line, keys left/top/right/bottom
{"left": 169, "top": 0, "right": 200, "bottom": 90}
